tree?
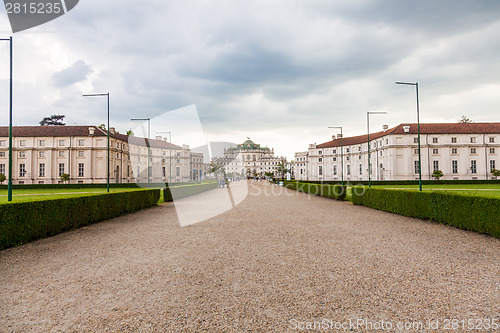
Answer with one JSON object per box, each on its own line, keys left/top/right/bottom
{"left": 432, "top": 170, "right": 443, "bottom": 180}
{"left": 60, "top": 173, "right": 70, "bottom": 183}
{"left": 0, "top": 173, "right": 5, "bottom": 184}
{"left": 39, "top": 115, "right": 65, "bottom": 126}
{"left": 277, "top": 161, "right": 288, "bottom": 181}
{"left": 126, "top": 129, "right": 134, "bottom": 136}
{"left": 458, "top": 115, "right": 473, "bottom": 123}
{"left": 209, "top": 161, "right": 225, "bottom": 180}
{"left": 491, "top": 169, "right": 500, "bottom": 178}
{"left": 98, "top": 124, "right": 106, "bottom": 130}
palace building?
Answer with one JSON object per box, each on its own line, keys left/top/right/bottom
{"left": 293, "top": 123, "right": 500, "bottom": 181}
{"left": 213, "top": 139, "right": 286, "bottom": 177}
{"left": 0, "top": 125, "right": 206, "bottom": 184}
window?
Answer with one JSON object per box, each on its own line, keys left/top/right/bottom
{"left": 19, "top": 164, "right": 26, "bottom": 177}
{"left": 432, "top": 137, "right": 438, "bottom": 143}
{"left": 414, "top": 138, "right": 418, "bottom": 144}
{"left": 470, "top": 148, "right": 476, "bottom": 154}
{"left": 471, "top": 160, "right": 477, "bottom": 174}
{"left": 452, "top": 160, "right": 458, "bottom": 174}
{"left": 177, "top": 152, "right": 181, "bottom": 157}
{"left": 489, "top": 137, "right": 495, "bottom": 143}
{"left": 39, "top": 140, "right": 45, "bottom": 146}
{"left": 333, "top": 149, "right": 337, "bottom": 154}
{"left": 58, "top": 151, "right": 65, "bottom": 157}
{"left": 319, "top": 166, "right": 323, "bottom": 176}
{"left": 59, "top": 140, "right": 65, "bottom": 146}
{"left": 385, "top": 139, "right": 388, "bottom": 144}
{"left": 0, "top": 152, "right": 4, "bottom": 157}
{"left": 346, "top": 156, "right": 350, "bottom": 161}
{"left": 39, "top": 151, "right": 45, "bottom": 157}
{"left": 78, "top": 140, "right": 85, "bottom": 146}
{"left": 414, "top": 161, "right": 420, "bottom": 174}
{"left": 78, "top": 163, "right": 84, "bottom": 177}
{"left": 346, "top": 165, "right": 351, "bottom": 176}
{"left": 470, "top": 137, "right": 476, "bottom": 143}
{"left": 59, "top": 163, "right": 65, "bottom": 176}
{"left": 333, "top": 157, "right": 336, "bottom": 162}
{"left": 318, "top": 151, "right": 322, "bottom": 155}
{"left": 162, "top": 167, "right": 166, "bottom": 177}
{"left": 78, "top": 151, "right": 84, "bottom": 157}
{"left": 19, "top": 151, "right": 25, "bottom": 157}
{"left": 359, "top": 164, "right": 363, "bottom": 175}
{"left": 380, "top": 151, "right": 383, "bottom": 156}
{"left": 176, "top": 159, "right": 180, "bottom": 164}
{"left": 414, "top": 149, "right": 418, "bottom": 155}
{"left": 176, "top": 167, "right": 180, "bottom": 177}
{"left": 358, "top": 155, "right": 362, "bottom": 160}
{"left": 358, "top": 146, "right": 361, "bottom": 152}
{"left": 19, "top": 140, "right": 25, "bottom": 146}
{"left": 0, "top": 140, "right": 5, "bottom": 146}
{"left": 433, "top": 161, "right": 439, "bottom": 172}
{"left": 333, "top": 165, "right": 337, "bottom": 175}
{"left": 127, "top": 165, "right": 130, "bottom": 177}
{"left": 490, "top": 148, "right": 496, "bottom": 154}
{"left": 346, "top": 148, "right": 350, "bottom": 153}
{"left": 0, "top": 164, "right": 5, "bottom": 174}
{"left": 491, "top": 160, "right": 496, "bottom": 172}
{"left": 319, "top": 157, "right": 324, "bottom": 162}
{"left": 452, "top": 148, "right": 458, "bottom": 154}
{"left": 432, "top": 148, "right": 439, "bottom": 154}
{"left": 39, "top": 163, "right": 45, "bottom": 177}
{"left": 451, "top": 137, "right": 457, "bottom": 143}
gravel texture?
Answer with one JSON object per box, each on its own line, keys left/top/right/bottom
{"left": 0, "top": 181, "right": 499, "bottom": 332}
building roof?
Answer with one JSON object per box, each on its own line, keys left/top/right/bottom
{"left": 317, "top": 123, "right": 500, "bottom": 148}
{"left": 0, "top": 125, "right": 182, "bottom": 149}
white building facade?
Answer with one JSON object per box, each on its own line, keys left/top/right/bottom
{"left": 295, "top": 123, "right": 500, "bottom": 182}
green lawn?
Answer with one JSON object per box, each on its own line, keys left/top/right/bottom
{"left": 0, "top": 188, "right": 145, "bottom": 203}
{"left": 345, "top": 184, "right": 500, "bottom": 200}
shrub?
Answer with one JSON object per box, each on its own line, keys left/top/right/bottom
{"left": 164, "top": 182, "right": 218, "bottom": 201}
{"left": 0, "top": 189, "right": 160, "bottom": 250}
{"left": 351, "top": 187, "right": 500, "bottom": 238}
{"left": 284, "top": 181, "right": 346, "bottom": 201}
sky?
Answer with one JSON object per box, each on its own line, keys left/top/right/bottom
{"left": 0, "top": 0, "right": 499, "bottom": 160}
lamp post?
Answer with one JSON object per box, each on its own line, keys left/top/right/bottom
{"left": 328, "top": 126, "right": 343, "bottom": 185}
{"left": 83, "top": 93, "right": 110, "bottom": 192}
{"left": 396, "top": 81, "right": 422, "bottom": 191}
{"left": 157, "top": 131, "right": 172, "bottom": 184}
{"left": 367, "top": 111, "right": 387, "bottom": 188}
{"left": 131, "top": 118, "right": 151, "bottom": 189}
{"left": 1, "top": 37, "right": 13, "bottom": 201}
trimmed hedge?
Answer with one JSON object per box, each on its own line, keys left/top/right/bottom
{"left": 284, "top": 181, "right": 346, "bottom": 201}
{"left": 164, "top": 182, "right": 219, "bottom": 201}
{"left": 0, "top": 189, "right": 160, "bottom": 250}
{"left": 351, "top": 187, "right": 500, "bottom": 238}
{"left": 0, "top": 181, "right": 217, "bottom": 190}
{"left": 295, "top": 179, "right": 500, "bottom": 185}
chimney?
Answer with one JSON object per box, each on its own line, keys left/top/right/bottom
{"left": 332, "top": 135, "right": 336, "bottom": 140}
{"left": 337, "top": 134, "right": 343, "bottom": 138}
{"left": 182, "top": 144, "right": 190, "bottom": 150}
{"left": 88, "top": 127, "right": 95, "bottom": 136}
{"left": 109, "top": 127, "right": 115, "bottom": 134}
{"left": 403, "top": 125, "right": 410, "bottom": 133}
{"left": 163, "top": 137, "right": 169, "bottom": 142}
{"left": 155, "top": 135, "right": 162, "bottom": 140}
{"left": 383, "top": 125, "right": 389, "bottom": 132}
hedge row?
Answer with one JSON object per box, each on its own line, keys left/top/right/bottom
{"left": 0, "top": 189, "right": 160, "bottom": 250}
{"left": 164, "top": 182, "right": 219, "bottom": 201}
{"left": 295, "top": 179, "right": 500, "bottom": 186}
{"left": 351, "top": 187, "right": 500, "bottom": 238}
{"left": 284, "top": 181, "right": 347, "bottom": 201}
{"left": 0, "top": 181, "right": 216, "bottom": 190}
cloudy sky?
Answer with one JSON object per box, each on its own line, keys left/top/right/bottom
{"left": 0, "top": 0, "right": 499, "bottom": 159}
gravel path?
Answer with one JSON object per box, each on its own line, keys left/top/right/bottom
{"left": 1, "top": 182, "right": 499, "bottom": 332}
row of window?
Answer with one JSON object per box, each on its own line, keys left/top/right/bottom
{"left": 428, "top": 137, "right": 496, "bottom": 144}
{"left": 2, "top": 163, "right": 84, "bottom": 178}
{"left": 414, "top": 160, "right": 496, "bottom": 174}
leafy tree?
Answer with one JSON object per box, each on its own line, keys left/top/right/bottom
{"left": 60, "top": 173, "right": 70, "bottom": 183}
{"left": 39, "top": 115, "right": 65, "bottom": 126}
{"left": 277, "top": 160, "right": 289, "bottom": 181}
{"left": 98, "top": 124, "right": 106, "bottom": 130}
{"left": 0, "top": 173, "right": 6, "bottom": 184}
{"left": 209, "top": 161, "right": 225, "bottom": 180}
{"left": 458, "top": 115, "right": 473, "bottom": 123}
{"left": 432, "top": 170, "right": 444, "bottom": 180}
{"left": 126, "top": 129, "right": 134, "bottom": 136}
{"left": 491, "top": 169, "right": 500, "bottom": 178}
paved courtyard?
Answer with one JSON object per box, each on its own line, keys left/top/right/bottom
{"left": 1, "top": 182, "right": 499, "bottom": 332}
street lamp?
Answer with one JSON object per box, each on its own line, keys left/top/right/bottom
{"left": 1, "top": 37, "right": 13, "bottom": 201}
{"left": 83, "top": 92, "right": 110, "bottom": 192}
{"left": 396, "top": 81, "right": 422, "bottom": 191}
{"left": 328, "top": 126, "right": 343, "bottom": 185}
{"left": 131, "top": 118, "right": 151, "bottom": 189}
{"left": 367, "top": 111, "right": 387, "bottom": 188}
{"left": 156, "top": 131, "right": 172, "bottom": 184}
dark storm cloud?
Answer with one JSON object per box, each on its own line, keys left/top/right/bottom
{"left": 52, "top": 60, "right": 92, "bottom": 88}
